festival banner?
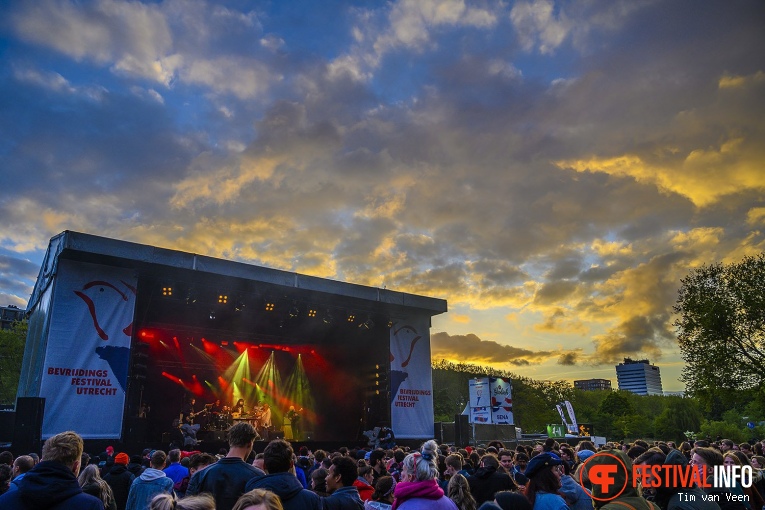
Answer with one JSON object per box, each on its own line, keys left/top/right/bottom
{"left": 39, "top": 259, "right": 137, "bottom": 438}
{"left": 390, "top": 315, "right": 433, "bottom": 438}
{"left": 490, "top": 377, "right": 514, "bottom": 424}
{"left": 468, "top": 378, "right": 492, "bottom": 424}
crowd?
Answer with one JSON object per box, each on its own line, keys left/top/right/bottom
{"left": 1, "top": 426, "right": 764, "bottom": 510}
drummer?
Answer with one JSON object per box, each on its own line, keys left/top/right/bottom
{"left": 210, "top": 399, "right": 222, "bottom": 413}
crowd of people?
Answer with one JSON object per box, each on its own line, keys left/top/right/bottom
{"left": 1, "top": 427, "right": 765, "bottom": 510}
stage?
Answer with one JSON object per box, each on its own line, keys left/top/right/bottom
{"left": 14, "top": 231, "right": 447, "bottom": 452}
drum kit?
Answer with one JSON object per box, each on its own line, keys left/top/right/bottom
{"left": 208, "top": 404, "right": 268, "bottom": 435}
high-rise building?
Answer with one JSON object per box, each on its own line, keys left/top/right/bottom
{"left": 615, "top": 358, "right": 663, "bottom": 395}
{"left": 574, "top": 379, "right": 612, "bottom": 391}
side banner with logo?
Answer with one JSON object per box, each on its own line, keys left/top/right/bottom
{"left": 40, "top": 259, "right": 136, "bottom": 438}
{"left": 390, "top": 316, "right": 433, "bottom": 438}
{"left": 469, "top": 378, "right": 492, "bottom": 424}
{"left": 490, "top": 377, "right": 514, "bottom": 424}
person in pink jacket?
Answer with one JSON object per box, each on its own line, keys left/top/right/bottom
{"left": 392, "top": 440, "right": 458, "bottom": 510}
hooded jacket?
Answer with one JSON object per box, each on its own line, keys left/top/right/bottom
{"left": 125, "top": 467, "right": 174, "bottom": 510}
{"left": 0, "top": 460, "right": 103, "bottom": 510}
{"left": 467, "top": 465, "right": 516, "bottom": 505}
{"left": 104, "top": 462, "right": 136, "bottom": 510}
{"left": 586, "top": 449, "right": 660, "bottom": 510}
{"left": 245, "top": 471, "right": 322, "bottom": 510}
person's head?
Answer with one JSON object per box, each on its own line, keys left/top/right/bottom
{"left": 524, "top": 452, "right": 563, "bottom": 505}
{"left": 445, "top": 453, "right": 463, "bottom": 476}
{"left": 495, "top": 490, "right": 533, "bottom": 510}
{"left": 189, "top": 398, "right": 196, "bottom": 405}
{"left": 498, "top": 450, "right": 514, "bottom": 471}
{"left": 692, "top": 447, "right": 724, "bottom": 468}
{"left": 311, "top": 467, "right": 328, "bottom": 492}
{"left": 314, "top": 450, "right": 327, "bottom": 463}
{"left": 252, "top": 453, "right": 265, "bottom": 471}
{"left": 77, "top": 463, "right": 103, "bottom": 485}
{"left": 369, "top": 449, "right": 386, "bottom": 469}
{"left": 481, "top": 454, "right": 500, "bottom": 470}
{"left": 514, "top": 453, "right": 529, "bottom": 472}
{"left": 401, "top": 439, "right": 439, "bottom": 482}
{"left": 168, "top": 449, "right": 181, "bottom": 464}
{"left": 327, "top": 455, "right": 358, "bottom": 492}
{"left": 263, "top": 439, "right": 293, "bottom": 474}
{"left": 0, "top": 451, "right": 13, "bottom": 466}
{"left": 371, "top": 475, "right": 395, "bottom": 502}
{"left": 237, "top": 399, "right": 244, "bottom": 406}
{"left": 189, "top": 453, "right": 215, "bottom": 476}
{"left": 151, "top": 450, "right": 167, "bottom": 469}
{"left": 447, "top": 473, "right": 476, "bottom": 508}
{"left": 151, "top": 493, "right": 216, "bottom": 510}
{"left": 228, "top": 421, "right": 258, "bottom": 449}
{"left": 750, "top": 456, "right": 765, "bottom": 469}
{"left": 42, "top": 430, "right": 84, "bottom": 475}
{"left": 723, "top": 452, "right": 742, "bottom": 467}
{"left": 720, "top": 439, "right": 734, "bottom": 452}
{"left": 13, "top": 455, "right": 34, "bottom": 476}
{"left": 232, "top": 488, "right": 284, "bottom": 510}
{"left": 359, "top": 464, "right": 374, "bottom": 484}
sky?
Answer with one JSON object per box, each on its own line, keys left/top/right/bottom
{"left": 1, "top": 0, "right": 764, "bottom": 393}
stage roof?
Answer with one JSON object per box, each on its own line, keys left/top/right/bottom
{"left": 28, "top": 231, "right": 448, "bottom": 320}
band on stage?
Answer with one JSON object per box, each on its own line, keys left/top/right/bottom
{"left": 177, "top": 397, "right": 302, "bottom": 446}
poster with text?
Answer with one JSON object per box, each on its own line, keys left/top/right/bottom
{"left": 39, "top": 259, "right": 136, "bottom": 439}
{"left": 469, "top": 378, "right": 492, "bottom": 424}
{"left": 390, "top": 315, "right": 433, "bottom": 438}
{"left": 490, "top": 377, "right": 514, "bottom": 424}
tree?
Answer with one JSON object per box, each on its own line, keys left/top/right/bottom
{"left": 0, "top": 320, "right": 27, "bottom": 404}
{"left": 674, "top": 254, "right": 765, "bottom": 405}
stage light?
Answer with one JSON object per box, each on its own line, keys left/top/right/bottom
{"left": 347, "top": 314, "right": 355, "bottom": 323}
{"left": 289, "top": 305, "right": 300, "bottom": 318}
{"left": 209, "top": 310, "right": 216, "bottom": 320}
{"left": 234, "top": 300, "right": 245, "bottom": 312}
{"left": 387, "top": 319, "right": 394, "bottom": 328}
{"left": 308, "top": 309, "right": 317, "bottom": 317}
{"left": 162, "top": 286, "right": 172, "bottom": 297}
{"left": 359, "top": 317, "right": 374, "bottom": 330}
{"left": 265, "top": 301, "right": 275, "bottom": 311}
{"left": 218, "top": 294, "right": 228, "bottom": 304}
{"left": 323, "top": 311, "right": 334, "bottom": 325}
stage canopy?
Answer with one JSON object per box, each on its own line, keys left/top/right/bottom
{"left": 19, "top": 231, "right": 447, "bottom": 442}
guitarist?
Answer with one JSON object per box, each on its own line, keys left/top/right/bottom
{"left": 181, "top": 397, "right": 207, "bottom": 424}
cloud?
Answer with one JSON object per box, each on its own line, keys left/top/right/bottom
{"left": 431, "top": 331, "right": 580, "bottom": 366}
{"left": 510, "top": 0, "right": 571, "bottom": 54}
{"left": 10, "top": 0, "right": 177, "bottom": 84}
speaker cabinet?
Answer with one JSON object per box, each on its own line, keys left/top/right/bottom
{"left": 12, "top": 397, "right": 45, "bottom": 454}
{"left": 454, "top": 414, "right": 470, "bottom": 447}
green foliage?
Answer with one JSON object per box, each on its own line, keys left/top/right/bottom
{"left": 653, "top": 397, "right": 703, "bottom": 444}
{"left": 598, "top": 391, "right": 634, "bottom": 417}
{"left": 674, "top": 254, "right": 765, "bottom": 407}
{"left": 698, "top": 420, "right": 749, "bottom": 443}
{"left": 0, "top": 320, "right": 27, "bottom": 404}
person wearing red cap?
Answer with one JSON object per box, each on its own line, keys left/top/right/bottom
{"left": 104, "top": 453, "right": 134, "bottom": 510}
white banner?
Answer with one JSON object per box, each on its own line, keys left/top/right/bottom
{"left": 469, "top": 378, "right": 492, "bottom": 424}
{"left": 564, "top": 400, "right": 578, "bottom": 434}
{"left": 490, "top": 377, "right": 514, "bottom": 424}
{"left": 40, "top": 260, "right": 136, "bottom": 438}
{"left": 390, "top": 316, "right": 433, "bottom": 438}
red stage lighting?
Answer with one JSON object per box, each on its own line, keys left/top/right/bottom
{"left": 221, "top": 341, "right": 229, "bottom": 346}
{"left": 139, "top": 330, "right": 154, "bottom": 339}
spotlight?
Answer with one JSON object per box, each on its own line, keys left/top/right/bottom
{"left": 162, "top": 286, "right": 172, "bottom": 297}
{"left": 308, "top": 309, "right": 317, "bottom": 318}
{"left": 218, "top": 294, "right": 228, "bottom": 304}
{"left": 209, "top": 311, "right": 216, "bottom": 320}
{"left": 359, "top": 317, "right": 374, "bottom": 330}
{"left": 347, "top": 314, "right": 355, "bottom": 323}
{"left": 387, "top": 319, "right": 394, "bottom": 328}
{"left": 265, "top": 301, "right": 275, "bottom": 311}
{"left": 234, "top": 300, "right": 245, "bottom": 312}
{"left": 323, "top": 311, "right": 334, "bottom": 325}
{"left": 289, "top": 305, "right": 300, "bottom": 318}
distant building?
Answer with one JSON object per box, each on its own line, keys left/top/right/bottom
{"left": 574, "top": 378, "right": 612, "bottom": 391}
{"left": 1, "top": 304, "right": 25, "bottom": 330}
{"left": 615, "top": 358, "right": 663, "bottom": 396}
